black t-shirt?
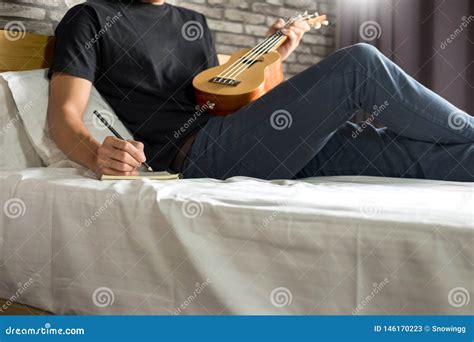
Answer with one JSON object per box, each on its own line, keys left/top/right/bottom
{"left": 49, "top": 0, "right": 218, "bottom": 171}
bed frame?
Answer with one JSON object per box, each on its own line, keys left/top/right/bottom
{"left": 0, "top": 29, "right": 53, "bottom": 315}
{"left": 0, "top": 29, "right": 230, "bottom": 72}
{"left": 0, "top": 30, "right": 54, "bottom": 72}
{"left": 0, "top": 29, "right": 229, "bottom": 315}
{"left": 0, "top": 299, "right": 51, "bottom": 315}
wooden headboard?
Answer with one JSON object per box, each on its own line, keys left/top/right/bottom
{"left": 0, "top": 29, "right": 230, "bottom": 72}
{"left": 0, "top": 30, "right": 55, "bottom": 72}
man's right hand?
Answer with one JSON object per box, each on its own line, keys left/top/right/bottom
{"left": 96, "top": 136, "right": 147, "bottom": 177}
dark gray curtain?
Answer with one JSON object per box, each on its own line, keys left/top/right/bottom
{"left": 339, "top": 0, "right": 473, "bottom": 115}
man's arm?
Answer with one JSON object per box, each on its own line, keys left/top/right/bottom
{"left": 47, "top": 73, "right": 146, "bottom": 177}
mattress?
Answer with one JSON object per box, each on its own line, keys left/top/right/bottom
{"left": 0, "top": 167, "right": 473, "bottom": 315}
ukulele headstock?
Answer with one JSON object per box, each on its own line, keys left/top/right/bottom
{"left": 285, "top": 11, "right": 329, "bottom": 30}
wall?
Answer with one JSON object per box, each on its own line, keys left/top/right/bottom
{"left": 0, "top": 0, "right": 337, "bottom": 78}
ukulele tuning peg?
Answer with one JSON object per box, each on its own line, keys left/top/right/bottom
{"left": 314, "top": 23, "right": 322, "bottom": 29}
{"left": 322, "top": 20, "right": 329, "bottom": 26}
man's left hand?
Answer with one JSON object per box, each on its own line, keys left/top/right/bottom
{"left": 266, "top": 18, "right": 311, "bottom": 62}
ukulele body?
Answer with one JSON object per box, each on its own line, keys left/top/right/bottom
{"left": 193, "top": 49, "right": 284, "bottom": 116}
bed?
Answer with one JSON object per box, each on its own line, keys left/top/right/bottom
{"left": 0, "top": 30, "right": 473, "bottom": 316}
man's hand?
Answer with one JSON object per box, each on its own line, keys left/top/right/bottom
{"left": 96, "top": 136, "right": 146, "bottom": 177}
{"left": 267, "top": 18, "right": 311, "bottom": 62}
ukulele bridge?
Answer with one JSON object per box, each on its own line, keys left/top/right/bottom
{"left": 209, "top": 77, "right": 241, "bottom": 87}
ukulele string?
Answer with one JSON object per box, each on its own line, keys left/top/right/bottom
{"left": 221, "top": 32, "right": 286, "bottom": 81}
{"left": 216, "top": 15, "right": 301, "bottom": 79}
{"left": 218, "top": 13, "right": 316, "bottom": 81}
{"left": 216, "top": 31, "right": 284, "bottom": 80}
{"left": 225, "top": 33, "right": 287, "bottom": 80}
{"left": 225, "top": 14, "right": 316, "bottom": 81}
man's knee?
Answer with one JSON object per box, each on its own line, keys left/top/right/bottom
{"left": 346, "top": 43, "right": 380, "bottom": 59}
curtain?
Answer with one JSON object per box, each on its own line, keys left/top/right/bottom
{"left": 339, "top": 0, "right": 473, "bottom": 115}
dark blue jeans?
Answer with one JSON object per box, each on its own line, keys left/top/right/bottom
{"left": 183, "top": 44, "right": 474, "bottom": 181}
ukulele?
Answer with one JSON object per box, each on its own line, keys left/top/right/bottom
{"left": 193, "top": 12, "right": 329, "bottom": 116}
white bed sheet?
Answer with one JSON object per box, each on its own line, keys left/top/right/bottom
{"left": 0, "top": 167, "right": 472, "bottom": 315}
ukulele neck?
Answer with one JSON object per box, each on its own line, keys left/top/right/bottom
{"left": 266, "top": 31, "right": 288, "bottom": 52}
{"left": 264, "top": 14, "right": 328, "bottom": 53}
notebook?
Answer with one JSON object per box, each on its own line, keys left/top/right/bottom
{"left": 100, "top": 172, "right": 181, "bottom": 181}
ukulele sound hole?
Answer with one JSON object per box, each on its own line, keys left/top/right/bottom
{"left": 240, "top": 57, "right": 264, "bottom": 66}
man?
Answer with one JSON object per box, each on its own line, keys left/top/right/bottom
{"left": 48, "top": 0, "right": 474, "bottom": 181}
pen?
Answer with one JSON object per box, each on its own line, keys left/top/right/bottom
{"left": 93, "top": 110, "right": 153, "bottom": 172}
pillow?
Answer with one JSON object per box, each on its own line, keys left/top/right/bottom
{"left": 2, "top": 69, "right": 133, "bottom": 166}
{"left": 0, "top": 74, "right": 43, "bottom": 169}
